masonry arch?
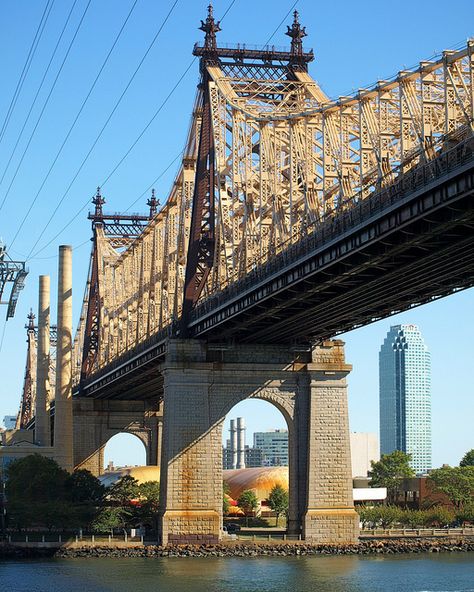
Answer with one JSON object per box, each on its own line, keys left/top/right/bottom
{"left": 103, "top": 431, "right": 148, "bottom": 471}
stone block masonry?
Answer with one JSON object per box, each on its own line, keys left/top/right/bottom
{"left": 158, "top": 339, "right": 359, "bottom": 545}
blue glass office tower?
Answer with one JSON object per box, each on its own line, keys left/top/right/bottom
{"left": 379, "top": 325, "right": 431, "bottom": 474}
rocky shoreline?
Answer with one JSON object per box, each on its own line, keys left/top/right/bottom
{"left": 1, "top": 539, "right": 474, "bottom": 559}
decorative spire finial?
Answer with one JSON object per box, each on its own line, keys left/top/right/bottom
{"left": 200, "top": 2, "right": 221, "bottom": 52}
{"left": 27, "top": 308, "right": 35, "bottom": 331}
{"left": 286, "top": 10, "right": 307, "bottom": 66}
{"left": 147, "top": 188, "right": 159, "bottom": 217}
{"left": 92, "top": 186, "right": 105, "bottom": 219}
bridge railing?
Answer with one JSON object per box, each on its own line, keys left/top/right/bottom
{"left": 191, "top": 133, "right": 474, "bottom": 323}
{"left": 80, "top": 133, "right": 473, "bottom": 388}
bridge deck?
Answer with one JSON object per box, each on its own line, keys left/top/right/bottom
{"left": 79, "top": 139, "right": 474, "bottom": 400}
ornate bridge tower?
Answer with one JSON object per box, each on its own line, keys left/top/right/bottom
{"left": 158, "top": 7, "right": 359, "bottom": 545}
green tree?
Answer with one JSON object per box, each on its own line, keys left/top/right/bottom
{"left": 223, "top": 480, "right": 231, "bottom": 515}
{"left": 399, "top": 509, "right": 428, "bottom": 529}
{"left": 66, "top": 469, "right": 105, "bottom": 504}
{"left": 460, "top": 449, "right": 474, "bottom": 467}
{"left": 428, "top": 466, "right": 474, "bottom": 510}
{"left": 92, "top": 506, "right": 127, "bottom": 533}
{"left": 357, "top": 506, "right": 378, "bottom": 529}
{"left": 237, "top": 490, "right": 258, "bottom": 526}
{"left": 425, "top": 506, "right": 455, "bottom": 527}
{"left": 5, "top": 454, "right": 78, "bottom": 530}
{"left": 107, "top": 475, "right": 140, "bottom": 506}
{"left": 137, "top": 481, "right": 160, "bottom": 532}
{"left": 267, "top": 484, "right": 289, "bottom": 526}
{"left": 356, "top": 505, "right": 402, "bottom": 529}
{"left": 370, "top": 451, "right": 415, "bottom": 501}
{"left": 455, "top": 504, "right": 474, "bottom": 525}
{"left": 6, "top": 454, "right": 69, "bottom": 503}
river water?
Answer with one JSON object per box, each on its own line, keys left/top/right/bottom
{"left": 1, "top": 554, "right": 473, "bottom": 592}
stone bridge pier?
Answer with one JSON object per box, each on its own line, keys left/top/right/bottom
{"left": 158, "top": 339, "right": 359, "bottom": 545}
{"left": 73, "top": 399, "right": 163, "bottom": 476}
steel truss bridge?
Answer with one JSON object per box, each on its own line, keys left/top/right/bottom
{"left": 31, "top": 10, "right": 473, "bottom": 402}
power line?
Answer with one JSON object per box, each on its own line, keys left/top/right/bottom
{"left": 9, "top": 0, "right": 140, "bottom": 252}
{"left": 264, "top": 0, "right": 299, "bottom": 46}
{"left": 0, "top": 0, "right": 79, "bottom": 187}
{"left": 0, "top": 0, "right": 93, "bottom": 213}
{"left": 125, "top": 150, "right": 183, "bottom": 212}
{"left": 0, "top": 0, "right": 54, "bottom": 146}
{"left": 25, "top": 0, "right": 181, "bottom": 259}
{"left": 0, "top": 320, "right": 7, "bottom": 357}
{"left": 28, "top": 0, "right": 242, "bottom": 259}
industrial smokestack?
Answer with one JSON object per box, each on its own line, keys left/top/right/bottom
{"left": 35, "top": 275, "right": 51, "bottom": 446}
{"left": 236, "top": 417, "right": 246, "bottom": 469}
{"left": 53, "top": 245, "right": 74, "bottom": 471}
{"left": 230, "top": 419, "right": 237, "bottom": 469}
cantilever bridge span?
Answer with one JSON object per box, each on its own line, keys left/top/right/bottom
{"left": 12, "top": 9, "right": 474, "bottom": 546}
{"left": 75, "top": 27, "right": 474, "bottom": 400}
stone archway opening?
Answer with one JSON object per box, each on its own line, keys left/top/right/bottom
{"left": 223, "top": 398, "right": 292, "bottom": 531}
{"left": 103, "top": 432, "right": 147, "bottom": 472}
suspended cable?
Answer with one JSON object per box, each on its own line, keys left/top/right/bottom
{"left": 9, "top": 0, "right": 140, "bottom": 252}
{"left": 125, "top": 150, "right": 183, "bottom": 212}
{"left": 264, "top": 0, "right": 299, "bottom": 46}
{"left": 0, "top": 0, "right": 54, "bottom": 145}
{"left": 28, "top": 0, "right": 240, "bottom": 259}
{"left": 0, "top": 0, "right": 79, "bottom": 187}
{"left": 0, "top": 0, "right": 93, "bottom": 213}
{"left": 0, "top": 320, "right": 7, "bottom": 356}
{"left": 25, "top": 0, "right": 181, "bottom": 258}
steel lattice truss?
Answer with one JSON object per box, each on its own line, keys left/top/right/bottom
{"left": 77, "top": 11, "right": 474, "bottom": 380}
{"left": 16, "top": 314, "right": 57, "bottom": 429}
{"left": 0, "top": 243, "right": 28, "bottom": 320}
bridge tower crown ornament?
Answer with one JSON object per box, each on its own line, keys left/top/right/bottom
{"left": 200, "top": 3, "right": 221, "bottom": 54}
{"left": 286, "top": 10, "right": 308, "bottom": 68}
{"left": 26, "top": 308, "right": 35, "bottom": 332}
{"left": 147, "top": 188, "right": 159, "bottom": 217}
{"left": 91, "top": 187, "right": 105, "bottom": 224}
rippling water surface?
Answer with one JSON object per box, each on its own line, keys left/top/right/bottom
{"left": 1, "top": 553, "right": 474, "bottom": 592}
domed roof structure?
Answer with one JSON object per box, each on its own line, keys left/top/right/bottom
{"left": 224, "top": 466, "right": 288, "bottom": 501}
{"left": 99, "top": 465, "right": 160, "bottom": 488}
{"left": 98, "top": 465, "right": 288, "bottom": 503}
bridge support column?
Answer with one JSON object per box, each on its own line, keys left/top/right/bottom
{"left": 72, "top": 399, "right": 163, "bottom": 476}
{"left": 159, "top": 341, "right": 221, "bottom": 545}
{"left": 158, "top": 339, "right": 358, "bottom": 546}
{"left": 301, "top": 341, "right": 359, "bottom": 543}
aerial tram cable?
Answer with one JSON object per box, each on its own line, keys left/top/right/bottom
{"left": 0, "top": 0, "right": 93, "bottom": 213}
{"left": 0, "top": 0, "right": 80, "bottom": 188}
{"left": 24, "top": 0, "right": 182, "bottom": 259}
{"left": 28, "top": 0, "right": 246, "bottom": 259}
{"left": 0, "top": 0, "right": 54, "bottom": 146}
{"left": 8, "top": 0, "right": 140, "bottom": 252}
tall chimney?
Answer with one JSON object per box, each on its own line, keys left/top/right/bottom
{"left": 53, "top": 245, "right": 74, "bottom": 471}
{"left": 236, "top": 417, "right": 246, "bottom": 469}
{"left": 230, "top": 419, "right": 237, "bottom": 469}
{"left": 35, "top": 275, "right": 51, "bottom": 446}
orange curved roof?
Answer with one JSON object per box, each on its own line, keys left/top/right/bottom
{"left": 99, "top": 465, "right": 160, "bottom": 488}
{"left": 224, "top": 466, "right": 288, "bottom": 501}
{"left": 99, "top": 465, "right": 288, "bottom": 502}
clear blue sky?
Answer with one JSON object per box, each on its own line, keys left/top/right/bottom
{"left": 0, "top": 0, "right": 472, "bottom": 468}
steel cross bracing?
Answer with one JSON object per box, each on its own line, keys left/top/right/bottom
{"left": 77, "top": 9, "right": 474, "bottom": 385}
{"left": 16, "top": 312, "right": 57, "bottom": 429}
{"left": 0, "top": 242, "right": 28, "bottom": 320}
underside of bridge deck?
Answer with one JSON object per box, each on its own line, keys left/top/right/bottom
{"left": 190, "top": 157, "right": 474, "bottom": 345}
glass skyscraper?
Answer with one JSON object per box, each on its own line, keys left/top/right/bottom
{"left": 379, "top": 324, "right": 431, "bottom": 474}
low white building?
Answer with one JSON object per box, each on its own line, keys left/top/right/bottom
{"left": 350, "top": 432, "right": 379, "bottom": 478}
